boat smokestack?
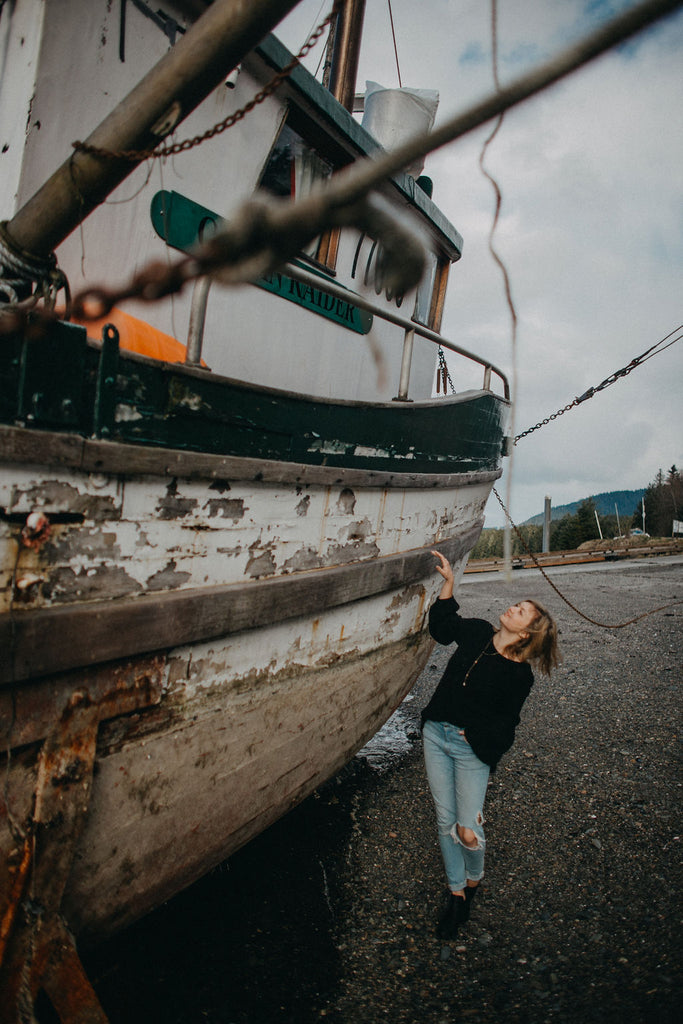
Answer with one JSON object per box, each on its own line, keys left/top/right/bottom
{"left": 328, "top": 0, "right": 366, "bottom": 111}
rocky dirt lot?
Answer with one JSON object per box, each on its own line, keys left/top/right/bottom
{"left": 79, "top": 559, "right": 681, "bottom": 1024}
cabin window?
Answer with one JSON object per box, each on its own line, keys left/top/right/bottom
{"left": 260, "top": 122, "right": 338, "bottom": 266}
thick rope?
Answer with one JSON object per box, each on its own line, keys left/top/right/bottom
{"left": 0, "top": 221, "right": 61, "bottom": 306}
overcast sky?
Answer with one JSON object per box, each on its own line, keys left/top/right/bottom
{"left": 277, "top": 0, "right": 683, "bottom": 528}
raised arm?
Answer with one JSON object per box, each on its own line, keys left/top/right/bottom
{"left": 431, "top": 549, "right": 454, "bottom": 600}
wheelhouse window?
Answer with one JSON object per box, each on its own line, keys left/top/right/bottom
{"left": 259, "top": 121, "right": 338, "bottom": 267}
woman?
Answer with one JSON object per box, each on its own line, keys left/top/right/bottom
{"left": 422, "top": 550, "right": 560, "bottom": 939}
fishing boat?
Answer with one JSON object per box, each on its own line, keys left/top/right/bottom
{"left": 0, "top": 1, "right": 509, "bottom": 1014}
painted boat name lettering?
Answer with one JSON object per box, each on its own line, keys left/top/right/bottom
{"left": 258, "top": 272, "right": 372, "bottom": 334}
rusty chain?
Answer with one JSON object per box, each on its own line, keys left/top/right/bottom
{"left": 436, "top": 347, "right": 455, "bottom": 395}
{"left": 72, "top": 1, "right": 343, "bottom": 164}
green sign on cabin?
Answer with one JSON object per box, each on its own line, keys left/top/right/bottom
{"left": 150, "top": 190, "right": 372, "bottom": 335}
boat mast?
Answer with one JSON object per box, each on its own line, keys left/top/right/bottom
{"left": 3, "top": 0, "right": 303, "bottom": 260}
{"left": 327, "top": 0, "right": 366, "bottom": 110}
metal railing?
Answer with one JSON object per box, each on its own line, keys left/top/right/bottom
{"left": 186, "top": 262, "right": 510, "bottom": 401}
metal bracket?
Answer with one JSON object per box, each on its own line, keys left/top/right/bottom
{"left": 93, "top": 324, "right": 120, "bottom": 439}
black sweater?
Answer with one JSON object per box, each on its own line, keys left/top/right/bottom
{"left": 421, "top": 597, "right": 534, "bottom": 769}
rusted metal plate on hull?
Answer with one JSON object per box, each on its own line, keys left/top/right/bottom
{"left": 0, "top": 656, "right": 165, "bottom": 750}
{"left": 0, "top": 658, "right": 163, "bottom": 1021}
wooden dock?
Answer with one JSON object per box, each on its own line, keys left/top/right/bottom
{"left": 464, "top": 542, "right": 682, "bottom": 573}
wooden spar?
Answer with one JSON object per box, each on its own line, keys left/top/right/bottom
{"left": 5, "top": 0, "right": 303, "bottom": 258}
{"left": 328, "top": 0, "right": 366, "bottom": 111}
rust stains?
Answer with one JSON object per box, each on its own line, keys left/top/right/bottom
{"left": 20, "top": 511, "right": 51, "bottom": 550}
{"left": 13, "top": 572, "right": 45, "bottom": 602}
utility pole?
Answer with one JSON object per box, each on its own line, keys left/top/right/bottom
{"left": 542, "top": 496, "right": 551, "bottom": 553}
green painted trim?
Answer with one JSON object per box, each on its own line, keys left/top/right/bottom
{"left": 1, "top": 322, "right": 507, "bottom": 476}
{"left": 254, "top": 35, "right": 463, "bottom": 262}
{"left": 150, "top": 190, "right": 220, "bottom": 251}
{"left": 150, "top": 189, "right": 372, "bottom": 334}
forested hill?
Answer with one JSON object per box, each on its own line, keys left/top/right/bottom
{"left": 523, "top": 489, "right": 644, "bottom": 526}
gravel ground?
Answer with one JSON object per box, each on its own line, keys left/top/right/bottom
{"left": 77, "top": 558, "right": 681, "bottom": 1024}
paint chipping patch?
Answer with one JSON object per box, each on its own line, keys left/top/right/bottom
{"left": 245, "top": 543, "right": 276, "bottom": 578}
{"left": 295, "top": 495, "right": 311, "bottom": 517}
{"left": 283, "top": 547, "right": 322, "bottom": 572}
{"left": 324, "top": 540, "right": 380, "bottom": 566}
{"left": 337, "top": 488, "right": 356, "bottom": 514}
{"left": 42, "top": 565, "right": 141, "bottom": 604}
{"left": 146, "top": 560, "right": 192, "bottom": 591}
{"left": 203, "top": 497, "right": 245, "bottom": 520}
{"left": 157, "top": 479, "right": 198, "bottom": 520}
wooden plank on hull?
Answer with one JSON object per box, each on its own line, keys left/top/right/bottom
{"left": 0, "top": 424, "right": 503, "bottom": 490}
{"left": 0, "top": 528, "right": 480, "bottom": 684}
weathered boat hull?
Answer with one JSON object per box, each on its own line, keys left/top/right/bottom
{"left": 1, "top": 383, "right": 501, "bottom": 941}
{"left": 63, "top": 626, "right": 434, "bottom": 943}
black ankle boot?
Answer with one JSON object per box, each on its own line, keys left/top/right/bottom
{"left": 436, "top": 892, "right": 468, "bottom": 939}
{"left": 462, "top": 884, "right": 479, "bottom": 922}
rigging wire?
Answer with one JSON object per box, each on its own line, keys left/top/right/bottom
{"left": 486, "top": 324, "right": 682, "bottom": 627}
{"left": 480, "top": 0, "right": 517, "bottom": 577}
{"left": 387, "top": 0, "right": 403, "bottom": 87}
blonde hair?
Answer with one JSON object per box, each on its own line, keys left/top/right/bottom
{"left": 506, "top": 600, "right": 561, "bottom": 676}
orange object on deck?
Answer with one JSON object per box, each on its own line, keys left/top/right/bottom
{"left": 75, "top": 308, "right": 191, "bottom": 364}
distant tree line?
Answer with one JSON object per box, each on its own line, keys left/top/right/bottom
{"left": 638, "top": 465, "right": 681, "bottom": 537}
{"left": 470, "top": 466, "right": 682, "bottom": 559}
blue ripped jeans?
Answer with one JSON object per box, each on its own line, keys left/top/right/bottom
{"left": 423, "top": 719, "right": 490, "bottom": 893}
